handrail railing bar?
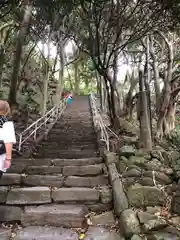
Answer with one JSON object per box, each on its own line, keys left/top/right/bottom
{"left": 20, "top": 106, "right": 56, "bottom": 135}
{"left": 18, "top": 100, "right": 66, "bottom": 152}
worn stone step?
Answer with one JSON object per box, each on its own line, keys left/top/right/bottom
{"left": 63, "top": 164, "right": 103, "bottom": 176}
{"left": 21, "top": 204, "right": 88, "bottom": 228}
{"left": 22, "top": 175, "right": 64, "bottom": 187}
{"left": 38, "top": 150, "right": 98, "bottom": 159}
{"left": 6, "top": 187, "right": 51, "bottom": 205}
{"left": 14, "top": 226, "right": 79, "bottom": 240}
{"left": 52, "top": 157, "right": 102, "bottom": 166}
{"left": 65, "top": 176, "right": 109, "bottom": 187}
{"left": 0, "top": 173, "right": 21, "bottom": 185}
{"left": 52, "top": 187, "right": 100, "bottom": 202}
{"left": 24, "top": 166, "right": 62, "bottom": 175}
{"left": 11, "top": 157, "right": 103, "bottom": 167}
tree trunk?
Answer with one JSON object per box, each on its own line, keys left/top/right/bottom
{"left": 139, "top": 69, "right": 152, "bottom": 151}
{"left": 42, "top": 31, "right": 51, "bottom": 115}
{"left": 8, "top": 1, "right": 32, "bottom": 105}
{"left": 56, "top": 41, "right": 64, "bottom": 104}
{"left": 149, "top": 35, "right": 161, "bottom": 113}
{"left": 74, "top": 61, "right": 79, "bottom": 95}
{"left": 0, "top": 48, "right": 4, "bottom": 90}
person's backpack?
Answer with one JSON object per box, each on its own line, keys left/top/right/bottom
{"left": 0, "top": 116, "right": 8, "bottom": 155}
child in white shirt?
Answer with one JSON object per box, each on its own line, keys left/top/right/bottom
{"left": 0, "top": 100, "right": 16, "bottom": 178}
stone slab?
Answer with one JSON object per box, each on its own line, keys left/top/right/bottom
{"left": 63, "top": 164, "right": 103, "bottom": 176}
{"left": 0, "top": 187, "right": 8, "bottom": 203}
{"left": 84, "top": 227, "right": 124, "bottom": 240}
{"left": 65, "top": 176, "right": 108, "bottom": 187}
{"left": 53, "top": 158, "right": 102, "bottom": 167}
{"left": 0, "top": 173, "right": 21, "bottom": 185}
{"left": 52, "top": 187, "right": 100, "bottom": 202}
{"left": 22, "top": 175, "right": 64, "bottom": 187}
{"left": 14, "top": 226, "right": 78, "bottom": 240}
{"left": 0, "top": 205, "right": 22, "bottom": 221}
{"left": 22, "top": 204, "right": 88, "bottom": 228}
{"left": 24, "top": 166, "right": 62, "bottom": 175}
{"left": 7, "top": 187, "right": 51, "bottom": 205}
{"left": 0, "top": 228, "right": 11, "bottom": 240}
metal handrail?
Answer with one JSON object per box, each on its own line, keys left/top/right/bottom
{"left": 90, "top": 93, "right": 110, "bottom": 151}
{"left": 18, "top": 100, "right": 66, "bottom": 151}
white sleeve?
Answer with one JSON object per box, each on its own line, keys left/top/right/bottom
{"left": 3, "top": 121, "right": 16, "bottom": 144}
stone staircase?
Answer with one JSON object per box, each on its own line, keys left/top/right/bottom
{"left": 0, "top": 96, "right": 113, "bottom": 239}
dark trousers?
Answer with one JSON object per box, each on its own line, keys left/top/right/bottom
{"left": 0, "top": 170, "right": 3, "bottom": 179}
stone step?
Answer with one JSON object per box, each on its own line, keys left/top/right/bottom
{"left": 64, "top": 175, "right": 109, "bottom": 187}
{"left": 52, "top": 157, "right": 102, "bottom": 166}
{"left": 10, "top": 157, "right": 102, "bottom": 167}
{"left": 41, "top": 144, "right": 97, "bottom": 150}
{"left": 24, "top": 166, "right": 63, "bottom": 175}
{"left": 0, "top": 173, "right": 108, "bottom": 188}
{"left": 51, "top": 187, "right": 100, "bottom": 202}
{"left": 0, "top": 204, "right": 88, "bottom": 229}
{"left": 21, "top": 204, "right": 88, "bottom": 228}
{"left": 63, "top": 164, "right": 104, "bottom": 176}
{"left": 37, "top": 150, "right": 98, "bottom": 159}
{"left": 13, "top": 226, "right": 79, "bottom": 240}
{"left": 5, "top": 187, "right": 100, "bottom": 205}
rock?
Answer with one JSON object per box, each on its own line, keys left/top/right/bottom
{"left": 0, "top": 228, "right": 11, "bottom": 240}
{"left": 108, "top": 163, "right": 120, "bottom": 183}
{"left": 119, "top": 209, "right": 141, "bottom": 237}
{"left": 21, "top": 204, "right": 88, "bottom": 228}
{"left": 0, "top": 187, "right": 8, "bottom": 203}
{"left": 122, "top": 136, "right": 138, "bottom": 144}
{"left": 52, "top": 187, "right": 100, "bottom": 202}
{"left": 171, "top": 190, "right": 180, "bottom": 215}
{"left": 91, "top": 211, "right": 115, "bottom": 226}
{"left": 138, "top": 177, "right": 154, "bottom": 186}
{"left": 112, "top": 178, "right": 129, "bottom": 216}
{"left": 143, "top": 171, "right": 172, "bottom": 185}
{"left": 146, "top": 207, "right": 161, "bottom": 215}
{"left": 146, "top": 231, "right": 179, "bottom": 240}
{"left": 84, "top": 226, "right": 125, "bottom": 240}
{"left": 65, "top": 176, "right": 108, "bottom": 188}
{"left": 104, "top": 152, "right": 118, "bottom": 164}
{"left": 135, "top": 149, "right": 151, "bottom": 160}
{"left": 144, "top": 218, "right": 167, "bottom": 231}
{"left": 170, "top": 216, "right": 180, "bottom": 228}
{"left": 119, "top": 146, "right": 135, "bottom": 157}
{"left": 14, "top": 226, "right": 79, "bottom": 240}
{"left": 127, "top": 184, "right": 166, "bottom": 207}
{"left": 100, "top": 186, "right": 112, "bottom": 204}
{"left": 118, "top": 117, "right": 138, "bottom": 136}
{"left": 122, "top": 177, "right": 137, "bottom": 189}
{"left": 144, "top": 159, "right": 162, "bottom": 171}
{"left": 22, "top": 175, "right": 64, "bottom": 187}
{"left": 117, "top": 160, "right": 127, "bottom": 174}
{"left": 129, "top": 156, "right": 147, "bottom": 167}
{"left": 122, "top": 169, "right": 142, "bottom": 178}
{"left": 7, "top": 187, "right": 51, "bottom": 205}
{"left": 137, "top": 211, "right": 156, "bottom": 224}
{"left": 0, "top": 206, "right": 22, "bottom": 222}
{"left": 88, "top": 203, "right": 112, "bottom": 212}
{"left": 131, "top": 235, "right": 145, "bottom": 240}
{"left": 151, "top": 150, "right": 165, "bottom": 163}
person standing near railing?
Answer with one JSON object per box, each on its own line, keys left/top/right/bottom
{"left": 0, "top": 100, "right": 16, "bottom": 179}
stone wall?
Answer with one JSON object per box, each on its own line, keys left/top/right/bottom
{"left": 104, "top": 147, "right": 180, "bottom": 240}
